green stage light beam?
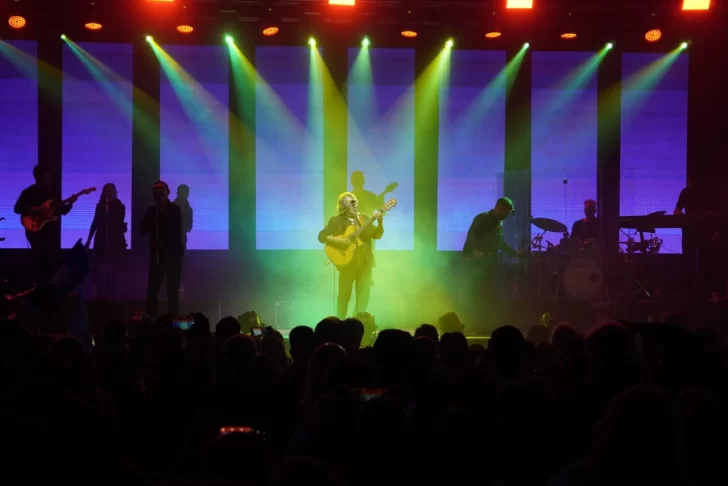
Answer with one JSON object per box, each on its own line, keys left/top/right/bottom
{"left": 60, "top": 34, "right": 67, "bottom": 40}
{"left": 441, "top": 43, "right": 528, "bottom": 144}
{"left": 349, "top": 41, "right": 374, "bottom": 127}
{"left": 0, "top": 40, "right": 65, "bottom": 94}
{"left": 309, "top": 37, "right": 317, "bottom": 47}
{"left": 149, "top": 40, "right": 230, "bottom": 163}
{"left": 362, "top": 37, "right": 370, "bottom": 48}
{"left": 543, "top": 45, "right": 610, "bottom": 115}
{"left": 63, "top": 39, "right": 133, "bottom": 120}
{"left": 225, "top": 35, "right": 234, "bottom": 44}
{"left": 446, "top": 39, "right": 454, "bottom": 49}
{"left": 62, "top": 38, "right": 161, "bottom": 150}
{"left": 607, "top": 43, "right": 614, "bottom": 50}
{"left": 680, "top": 42, "right": 688, "bottom": 50}
{"left": 145, "top": 36, "right": 152, "bottom": 43}
{"left": 602, "top": 46, "right": 685, "bottom": 134}
{"left": 228, "top": 42, "right": 310, "bottom": 134}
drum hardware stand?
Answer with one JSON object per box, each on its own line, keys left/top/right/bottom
{"left": 621, "top": 228, "right": 662, "bottom": 299}
{"left": 531, "top": 230, "right": 551, "bottom": 300}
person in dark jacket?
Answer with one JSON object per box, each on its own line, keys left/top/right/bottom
{"left": 141, "top": 181, "right": 183, "bottom": 316}
{"left": 318, "top": 192, "right": 384, "bottom": 319}
{"left": 14, "top": 165, "right": 74, "bottom": 284}
{"left": 85, "top": 183, "right": 127, "bottom": 300}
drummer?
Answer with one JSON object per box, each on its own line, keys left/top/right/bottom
{"left": 570, "top": 199, "right": 599, "bottom": 241}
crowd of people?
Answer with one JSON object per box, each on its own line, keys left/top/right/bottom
{"left": 1, "top": 306, "right": 726, "bottom": 486}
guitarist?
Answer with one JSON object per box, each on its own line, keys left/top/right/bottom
{"left": 13, "top": 165, "right": 74, "bottom": 283}
{"left": 318, "top": 192, "right": 384, "bottom": 319}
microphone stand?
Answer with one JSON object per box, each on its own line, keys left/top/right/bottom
{"left": 155, "top": 203, "right": 160, "bottom": 267}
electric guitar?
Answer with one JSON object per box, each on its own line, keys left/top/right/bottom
{"left": 325, "top": 199, "right": 397, "bottom": 268}
{"left": 21, "top": 187, "right": 96, "bottom": 232}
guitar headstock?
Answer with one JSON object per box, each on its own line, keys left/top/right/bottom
{"left": 81, "top": 187, "right": 97, "bottom": 195}
{"left": 383, "top": 199, "right": 397, "bottom": 211}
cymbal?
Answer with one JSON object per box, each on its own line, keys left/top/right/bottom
{"left": 530, "top": 217, "right": 568, "bottom": 233}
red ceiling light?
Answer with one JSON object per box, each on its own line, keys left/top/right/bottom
{"left": 682, "top": 0, "right": 710, "bottom": 10}
{"left": 561, "top": 33, "right": 577, "bottom": 39}
{"left": 485, "top": 32, "right": 502, "bottom": 39}
{"left": 177, "top": 25, "right": 194, "bottom": 34}
{"left": 645, "top": 29, "right": 662, "bottom": 42}
{"left": 506, "top": 0, "right": 533, "bottom": 8}
{"left": 262, "top": 26, "right": 279, "bottom": 36}
{"left": 85, "top": 22, "right": 103, "bottom": 31}
{"left": 8, "top": 16, "right": 27, "bottom": 29}
{"left": 401, "top": 30, "right": 417, "bottom": 38}
{"left": 329, "top": 0, "right": 356, "bottom": 5}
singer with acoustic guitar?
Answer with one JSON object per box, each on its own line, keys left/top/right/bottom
{"left": 319, "top": 192, "right": 391, "bottom": 319}
{"left": 14, "top": 165, "right": 79, "bottom": 283}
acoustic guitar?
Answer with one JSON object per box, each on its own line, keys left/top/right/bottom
{"left": 325, "top": 199, "right": 397, "bottom": 268}
{"left": 21, "top": 187, "right": 96, "bottom": 232}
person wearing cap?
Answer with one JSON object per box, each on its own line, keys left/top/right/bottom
{"left": 141, "top": 181, "right": 183, "bottom": 316}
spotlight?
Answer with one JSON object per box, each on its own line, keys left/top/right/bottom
{"left": 145, "top": 35, "right": 153, "bottom": 43}
{"left": 561, "top": 33, "right": 577, "bottom": 39}
{"left": 60, "top": 34, "right": 67, "bottom": 40}
{"left": 606, "top": 42, "right": 614, "bottom": 50}
{"left": 645, "top": 29, "right": 662, "bottom": 42}
{"left": 8, "top": 15, "right": 27, "bottom": 30}
{"left": 485, "top": 32, "right": 502, "bottom": 39}
{"left": 308, "top": 37, "right": 316, "bottom": 47}
{"left": 85, "top": 22, "right": 103, "bottom": 31}
{"left": 177, "top": 25, "right": 194, "bottom": 34}
{"left": 262, "top": 26, "right": 279, "bottom": 36}
{"left": 401, "top": 30, "right": 417, "bottom": 38}
{"left": 225, "top": 35, "right": 234, "bottom": 44}
{"left": 680, "top": 42, "right": 689, "bottom": 50}
{"left": 523, "top": 42, "right": 530, "bottom": 49}
{"left": 506, "top": 0, "right": 533, "bottom": 8}
{"left": 682, "top": 0, "right": 711, "bottom": 10}
{"left": 362, "top": 36, "right": 370, "bottom": 47}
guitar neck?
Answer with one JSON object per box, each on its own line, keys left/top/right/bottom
{"left": 353, "top": 209, "right": 386, "bottom": 238}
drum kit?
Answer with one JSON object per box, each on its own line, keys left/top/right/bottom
{"left": 530, "top": 217, "right": 605, "bottom": 301}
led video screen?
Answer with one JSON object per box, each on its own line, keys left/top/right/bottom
{"left": 160, "top": 44, "right": 229, "bottom": 250}
{"left": 0, "top": 41, "right": 38, "bottom": 248}
{"left": 255, "top": 46, "right": 324, "bottom": 250}
{"left": 347, "top": 48, "right": 415, "bottom": 250}
{"left": 437, "top": 50, "right": 506, "bottom": 251}
{"left": 61, "top": 42, "right": 133, "bottom": 249}
{"left": 620, "top": 52, "right": 689, "bottom": 253}
{"left": 531, "top": 51, "right": 599, "bottom": 246}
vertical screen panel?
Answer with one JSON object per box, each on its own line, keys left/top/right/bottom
{"left": 437, "top": 50, "right": 506, "bottom": 251}
{"left": 256, "top": 47, "right": 323, "bottom": 250}
{"left": 347, "top": 48, "right": 415, "bottom": 250}
{"left": 0, "top": 41, "right": 38, "bottom": 248}
{"left": 620, "top": 53, "right": 688, "bottom": 253}
{"left": 62, "top": 43, "right": 133, "bottom": 248}
{"left": 160, "top": 45, "right": 229, "bottom": 250}
{"left": 531, "top": 51, "right": 598, "bottom": 245}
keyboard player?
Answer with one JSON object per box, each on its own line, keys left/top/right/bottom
{"left": 674, "top": 178, "right": 716, "bottom": 299}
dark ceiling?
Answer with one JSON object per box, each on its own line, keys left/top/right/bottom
{"left": 1, "top": 0, "right": 723, "bottom": 48}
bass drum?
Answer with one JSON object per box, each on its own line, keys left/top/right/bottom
{"left": 562, "top": 257, "right": 603, "bottom": 300}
